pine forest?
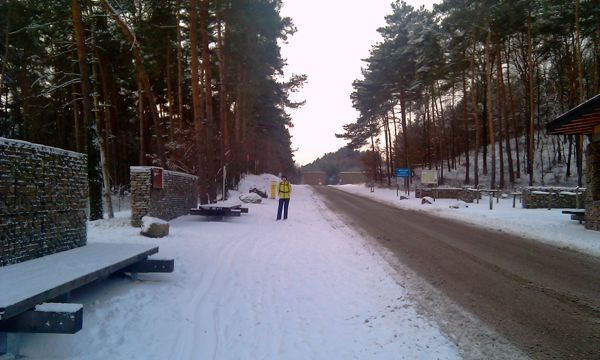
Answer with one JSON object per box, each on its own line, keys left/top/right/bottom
{"left": 0, "top": 0, "right": 304, "bottom": 219}
{"left": 338, "top": 0, "right": 599, "bottom": 190}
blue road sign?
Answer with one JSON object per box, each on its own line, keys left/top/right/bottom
{"left": 395, "top": 168, "right": 410, "bottom": 177}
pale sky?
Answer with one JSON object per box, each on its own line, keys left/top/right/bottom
{"left": 280, "top": 0, "right": 439, "bottom": 166}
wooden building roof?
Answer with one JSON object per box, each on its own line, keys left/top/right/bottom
{"left": 546, "top": 93, "right": 600, "bottom": 135}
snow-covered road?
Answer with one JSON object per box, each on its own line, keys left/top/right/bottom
{"left": 19, "top": 184, "right": 460, "bottom": 360}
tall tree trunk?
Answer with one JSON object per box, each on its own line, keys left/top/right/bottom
{"left": 388, "top": 115, "right": 394, "bottom": 182}
{"left": 576, "top": 0, "right": 585, "bottom": 102}
{"left": 166, "top": 34, "right": 175, "bottom": 141}
{"left": 91, "top": 43, "right": 114, "bottom": 218}
{"left": 200, "top": 0, "right": 216, "bottom": 199}
{"left": 497, "top": 38, "right": 514, "bottom": 185}
{"left": 399, "top": 87, "right": 411, "bottom": 175}
{"left": 485, "top": 31, "right": 496, "bottom": 189}
{"left": 234, "top": 76, "right": 242, "bottom": 146}
{"left": 0, "top": 8, "right": 9, "bottom": 100}
{"left": 506, "top": 38, "right": 520, "bottom": 179}
{"left": 567, "top": 135, "right": 573, "bottom": 177}
{"left": 425, "top": 93, "right": 432, "bottom": 169}
{"left": 383, "top": 114, "right": 391, "bottom": 186}
{"left": 97, "top": 51, "right": 119, "bottom": 207}
{"left": 217, "top": 17, "right": 229, "bottom": 181}
{"left": 72, "top": 0, "right": 103, "bottom": 220}
{"left": 370, "top": 127, "right": 377, "bottom": 182}
{"left": 462, "top": 68, "right": 470, "bottom": 184}
{"left": 189, "top": 0, "right": 207, "bottom": 202}
{"left": 576, "top": 135, "right": 583, "bottom": 186}
{"left": 470, "top": 43, "right": 480, "bottom": 186}
{"left": 391, "top": 105, "right": 398, "bottom": 141}
{"left": 71, "top": 78, "right": 83, "bottom": 153}
{"left": 437, "top": 81, "right": 449, "bottom": 176}
{"left": 138, "top": 78, "right": 146, "bottom": 165}
{"left": 449, "top": 82, "right": 456, "bottom": 171}
{"left": 176, "top": 0, "right": 184, "bottom": 130}
{"left": 234, "top": 65, "right": 246, "bottom": 175}
{"left": 527, "top": 13, "right": 535, "bottom": 186}
{"left": 432, "top": 84, "right": 444, "bottom": 184}
{"left": 100, "top": 0, "right": 166, "bottom": 168}
{"left": 595, "top": 0, "right": 600, "bottom": 94}
{"left": 96, "top": 51, "right": 116, "bottom": 185}
{"left": 575, "top": 0, "right": 585, "bottom": 187}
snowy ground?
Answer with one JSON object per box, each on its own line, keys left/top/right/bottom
{"left": 18, "top": 179, "right": 461, "bottom": 360}
{"left": 15, "top": 176, "right": 599, "bottom": 359}
{"left": 334, "top": 184, "right": 600, "bottom": 257}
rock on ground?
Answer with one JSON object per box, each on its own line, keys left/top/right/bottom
{"left": 239, "top": 193, "right": 263, "bottom": 204}
{"left": 140, "top": 216, "right": 169, "bottom": 238}
{"left": 421, "top": 196, "right": 434, "bottom": 205}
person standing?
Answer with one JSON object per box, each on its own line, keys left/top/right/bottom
{"left": 276, "top": 175, "right": 292, "bottom": 220}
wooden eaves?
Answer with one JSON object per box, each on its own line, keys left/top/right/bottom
{"left": 546, "top": 93, "right": 600, "bottom": 135}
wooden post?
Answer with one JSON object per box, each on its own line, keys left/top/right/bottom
{"left": 0, "top": 332, "right": 20, "bottom": 357}
{"left": 0, "top": 332, "right": 6, "bottom": 355}
{"left": 489, "top": 192, "right": 493, "bottom": 210}
{"left": 222, "top": 165, "right": 227, "bottom": 201}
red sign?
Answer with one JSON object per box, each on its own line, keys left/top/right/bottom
{"left": 152, "top": 167, "right": 164, "bottom": 189}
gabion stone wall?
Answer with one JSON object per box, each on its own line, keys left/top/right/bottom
{"left": 585, "top": 143, "right": 600, "bottom": 230}
{"left": 415, "top": 187, "right": 481, "bottom": 203}
{"left": 130, "top": 166, "right": 198, "bottom": 227}
{"left": 0, "top": 137, "right": 88, "bottom": 267}
{"left": 522, "top": 187, "right": 586, "bottom": 209}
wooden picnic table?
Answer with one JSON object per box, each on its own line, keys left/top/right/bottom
{"left": 562, "top": 209, "right": 586, "bottom": 224}
{"left": 190, "top": 204, "right": 248, "bottom": 217}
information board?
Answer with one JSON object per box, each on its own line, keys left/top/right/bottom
{"left": 421, "top": 169, "right": 439, "bottom": 185}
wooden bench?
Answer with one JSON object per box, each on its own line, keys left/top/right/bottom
{"left": 190, "top": 204, "right": 248, "bottom": 218}
{"left": 562, "top": 210, "right": 586, "bottom": 224}
{"left": 0, "top": 243, "right": 173, "bottom": 357}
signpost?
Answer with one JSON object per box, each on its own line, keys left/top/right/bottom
{"left": 395, "top": 168, "right": 411, "bottom": 196}
{"left": 395, "top": 168, "right": 410, "bottom": 177}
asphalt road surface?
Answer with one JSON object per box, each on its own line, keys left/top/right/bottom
{"left": 315, "top": 186, "right": 600, "bottom": 360}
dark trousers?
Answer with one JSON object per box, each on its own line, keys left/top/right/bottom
{"left": 277, "top": 198, "right": 290, "bottom": 220}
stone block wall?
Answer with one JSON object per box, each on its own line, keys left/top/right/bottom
{"left": 339, "top": 172, "right": 367, "bottom": 185}
{"left": 130, "top": 166, "right": 198, "bottom": 227}
{"left": 415, "top": 187, "right": 481, "bottom": 203}
{"left": 522, "top": 187, "right": 586, "bottom": 209}
{"left": 585, "top": 143, "right": 600, "bottom": 230}
{"left": 0, "top": 138, "right": 88, "bottom": 267}
{"left": 302, "top": 171, "right": 326, "bottom": 185}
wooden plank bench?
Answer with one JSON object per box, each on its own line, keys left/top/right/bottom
{"left": 562, "top": 210, "right": 586, "bottom": 224}
{"left": 0, "top": 243, "right": 173, "bottom": 357}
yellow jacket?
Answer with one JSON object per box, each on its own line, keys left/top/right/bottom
{"left": 278, "top": 181, "right": 291, "bottom": 199}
